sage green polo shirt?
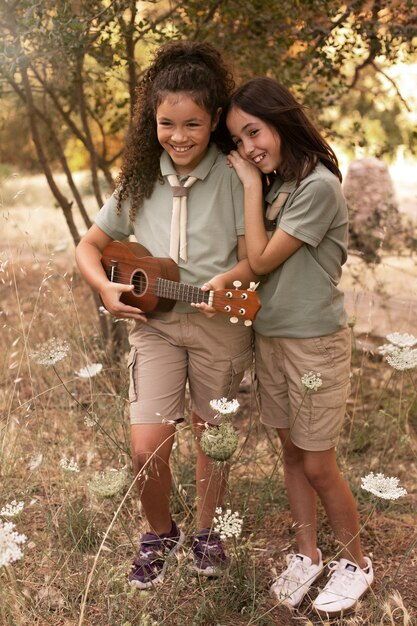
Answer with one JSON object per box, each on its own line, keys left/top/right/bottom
{"left": 254, "top": 162, "right": 348, "bottom": 337}
{"left": 95, "top": 143, "right": 245, "bottom": 312}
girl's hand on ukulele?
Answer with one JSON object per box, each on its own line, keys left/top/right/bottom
{"left": 227, "top": 150, "right": 262, "bottom": 188}
{"left": 100, "top": 282, "right": 148, "bottom": 322}
{"left": 191, "top": 277, "right": 224, "bottom": 317}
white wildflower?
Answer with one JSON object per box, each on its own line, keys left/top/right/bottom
{"left": 379, "top": 332, "right": 417, "bottom": 370}
{"left": 200, "top": 421, "right": 238, "bottom": 461}
{"left": 28, "top": 453, "right": 43, "bottom": 471}
{"left": 301, "top": 371, "right": 323, "bottom": 392}
{"left": 386, "top": 332, "right": 417, "bottom": 348}
{"left": 378, "top": 343, "right": 400, "bottom": 356}
{"left": 0, "top": 500, "right": 24, "bottom": 519}
{"left": 213, "top": 507, "right": 243, "bottom": 540}
{"left": 30, "top": 338, "right": 70, "bottom": 366}
{"left": 59, "top": 457, "right": 80, "bottom": 473}
{"left": 209, "top": 397, "right": 240, "bottom": 417}
{"left": 84, "top": 414, "right": 96, "bottom": 428}
{"left": 76, "top": 363, "right": 103, "bottom": 378}
{"left": 361, "top": 472, "right": 407, "bottom": 500}
{"left": 0, "top": 521, "right": 27, "bottom": 567}
{"left": 386, "top": 349, "right": 417, "bottom": 371}
{"left": 88, "top": 467, "right": 129, "bottom": 498}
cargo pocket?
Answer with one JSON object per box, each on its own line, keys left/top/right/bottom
{"left": 308, "top": 383, "right": 350, "bottom": 440}
{"left": 127, "top": 347, "right": 138, "bottom": 403}
{"left": 229, "top": 345, "right": 253, "bottom": 396}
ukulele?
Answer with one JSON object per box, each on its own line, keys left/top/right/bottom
{"left": 101, "top": 241, "right": 261, "bottom": 324}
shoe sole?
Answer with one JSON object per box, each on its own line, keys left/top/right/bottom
{"left": 129, "top": 530, "right": 185, "bottom": 590}
{"left": 191, "top": 563, "right": 226, "bottom": 577}
{"left": 313, "top": 587, "right": 370, "bottom": 617}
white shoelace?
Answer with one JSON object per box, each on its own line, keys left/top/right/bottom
{"left": 323, "top": 561, "right": 358, "bottom": 596}
{"left": 277, "top": 555, "right": 311, "bottom": 595}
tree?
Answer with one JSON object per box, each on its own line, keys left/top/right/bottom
{"left": 0, "top": 0, "right": 415, "bottom": 335}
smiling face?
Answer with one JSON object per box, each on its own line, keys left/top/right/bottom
{"left": 226, "top": 106, "right": 282, "bottom": 174}
{"left": 156, "top": 92, "right": 219, "bottom": 175}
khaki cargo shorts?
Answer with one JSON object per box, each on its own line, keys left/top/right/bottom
{"left": 255, "top": 327, "right": 351, "bottom": 451}
{"left": 128, "top": 311, "right": 253, "bottom": 425}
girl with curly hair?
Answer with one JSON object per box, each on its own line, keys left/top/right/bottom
{"left": 76, "top": 41, "right": 255, "bottom": 589}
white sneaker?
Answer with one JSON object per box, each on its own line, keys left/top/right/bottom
{"left": 313, "top": 556, "right": 374, "bottom": 617}
{"left": 270, "top": 549, "right": 323, "bottom": 608}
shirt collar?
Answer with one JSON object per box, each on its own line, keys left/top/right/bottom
{"left": 265, "top": 175, "right": 297, "bottom": 204}
{"left": 160, "top": 143, "right": 219, "bottom": 181}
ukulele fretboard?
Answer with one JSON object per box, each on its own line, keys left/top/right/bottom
{"left": 156, "top": 278, "right": 210, "bottom": 304}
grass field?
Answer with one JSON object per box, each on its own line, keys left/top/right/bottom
{"left": 1, "top": 173, "right": 416, "bottom": 626}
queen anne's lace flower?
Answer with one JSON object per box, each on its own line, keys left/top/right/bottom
{"left": 301, "top": 371, "right": 323, "bottom": 391}
{"left": 379, "top": 332, "right": 417, "bottom": 370}
{"left": 0, "top": 521, "right": 27, "bottom": 567}
{"left": 88, "top": 467, "right": 129, "bottom": 498}
{"left": 30, "top": 338, "right": 70, "bottom": 366}
{"left": 0, "top": 500, "right": 24, "bottom": 518}
{"left": 200, "top": 421, "right": 238, "bottom": 461}
{"left": 59, "top": 457, "right": 80, "bottom": 473}
{"left": 76, "top": 363, "right": 103, "bottom": 378}
{"left": 213, "top": 507, "right": 243, "bottom": 540}
{"left": 386, "top": 349, "right": 417, "bottom": 371}
{"left": 378, "top": 343, "right": 400, "bottom": 356}
{"left": 28, "top": 453, "right": 43, "bottom": 470}
{"left": 361, "top": 472, "right": 407, "bottom": 500}
{"left": 386, "top": 333, "right": 417, "bottom": 348}
{"left": 83, "top": 414, "right": 96, "bottom": 428}
{"left": 209, "top": 398, "right": 240, "bottom": 417}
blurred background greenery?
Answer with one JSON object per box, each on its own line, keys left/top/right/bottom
{"left": 0, "top": 1, "right": 416, "bottom": 255}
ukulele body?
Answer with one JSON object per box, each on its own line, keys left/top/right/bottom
{"left": 101, "top": 241, "right": 179, "bottom": 312}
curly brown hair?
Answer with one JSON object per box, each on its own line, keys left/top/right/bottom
{"left": 115, "top": 41, "right": 235, "bottom": 220}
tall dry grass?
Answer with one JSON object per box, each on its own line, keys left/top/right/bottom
{"left": 0, "top": 175, "right": 416, "bottom": 626}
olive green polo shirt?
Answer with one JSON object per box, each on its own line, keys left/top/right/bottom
{"left": 95, "top": 143, "right": 245, "bottom": 312}
{"left": 254, "top": 162, "right": 348, "bottom": 337}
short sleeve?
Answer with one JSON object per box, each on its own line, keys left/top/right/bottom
{"left": 230, "top": 169, "right": 245, "bottom": 236}
{"left": 94, "top": 192, "right": 134, "bottom": 240}
{"left": 279, "top": 178, "right": 340, "bottom": 247}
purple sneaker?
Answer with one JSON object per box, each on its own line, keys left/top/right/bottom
{"left": 192, "top": 529, "right": 228, "bottom": 576}
{"left": 129, "top": 521, "right": 185, "bottom": 589}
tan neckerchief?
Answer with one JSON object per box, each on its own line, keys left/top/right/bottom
{"left": 166, "top": 174, "right": 198, "bottom": 263}
{"left": 264, "top": 192, "right": 289, "bottom": 234}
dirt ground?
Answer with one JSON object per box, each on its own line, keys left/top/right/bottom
{"left": 1, "top": 169, "right": 416, "bottom": 625}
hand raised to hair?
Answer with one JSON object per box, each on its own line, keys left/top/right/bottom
{"left": 227, "top": 150, "right": 262, "bottom": 188}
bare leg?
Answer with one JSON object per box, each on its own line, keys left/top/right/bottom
{"left": 131, "top": 423, "right": 176, "bottom": 535}
{"left": 278, "top": 429, "right": 319, "bottom": 563}
{"left": 303, "top": 448, "right": 367, "bottom": 567}
{"left": 192, "top": 411, "right": 229, "bottom": 530}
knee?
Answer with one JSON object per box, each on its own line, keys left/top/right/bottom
{"left": 131, "top": 445, "right": 165, "bottom": 476}
{"left": 304, "top": 463, "right": 333, "bottom": 492}
{"left": 282, "top": 442, "right": 304, "bottom": 470}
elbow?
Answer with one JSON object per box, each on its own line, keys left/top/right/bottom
{"left": 248, "top": 257, "right": 270, "bottom": 276}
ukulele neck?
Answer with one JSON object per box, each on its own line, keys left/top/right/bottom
{"left": 155, "top": 278, "right": 212, "bottom": 305}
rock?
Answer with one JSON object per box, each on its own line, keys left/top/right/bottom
{"left": 343, "top": 157, "right": 404, "bottom": 262}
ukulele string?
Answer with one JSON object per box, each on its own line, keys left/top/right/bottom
{"left": 105, "top": 270, "right": 254, "bottom": 314}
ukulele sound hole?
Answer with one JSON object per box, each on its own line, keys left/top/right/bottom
{"left": 131, "top": 270, "right": 148, "bottom": 296}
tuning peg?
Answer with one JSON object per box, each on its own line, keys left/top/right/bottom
{"left": 233, "top": 280, "right": 242, "bottom": 289}
{"left": 230, "top": 316, "right": 239, "bottom": 324}
{"left": 248, "top": 281, "right": 260, "bottom": 291}
{"left": 244, "top": 320, "right": 252, "bottom": 327}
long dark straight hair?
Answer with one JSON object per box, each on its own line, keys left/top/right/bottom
{"left": 226, "top": 77, "right": 342, "bottom": 184}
